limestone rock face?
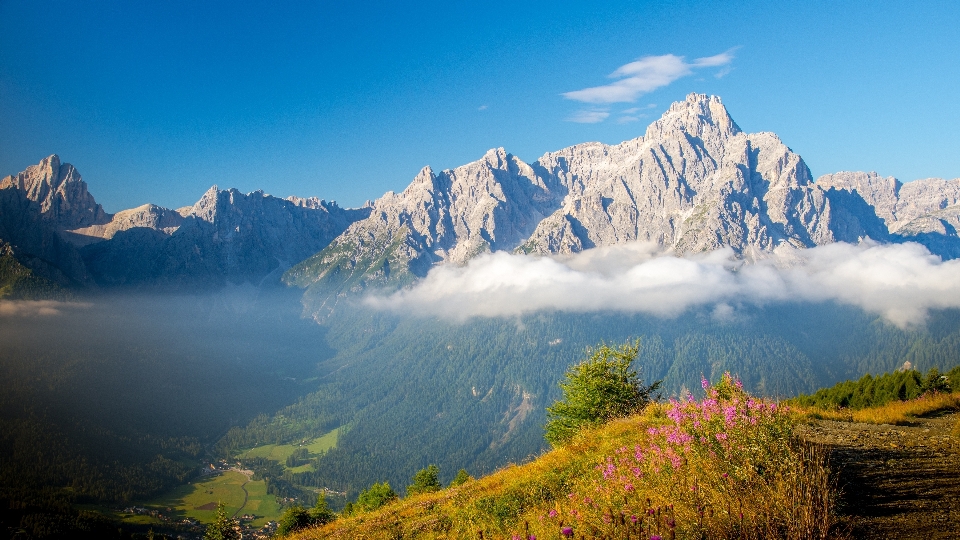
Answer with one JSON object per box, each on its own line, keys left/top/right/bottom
{"left": 83, "top": 186, "right": 369, "bottom": 289}
{"left": 0, "top": 185, "right": 92, "bottom": 286}
{"left": 288, "top": 94, "right": 890, "bottom": 312}
{"left": 524, "top": 95, "right": 886, "bottom": 257}
{"left": 818, "top": 171, "right": 960, "bottom": 257}
{"left": 284, "top": 149, "right": 565, "bottom": 304}
{"left": 0, "top": 154, "right": 108, "bottom": 230}
{"left": 1, "top": 156, "right": 369, "bottom": 290}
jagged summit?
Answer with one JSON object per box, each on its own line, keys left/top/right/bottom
{"left": 645, "top": 93, "right": 741, "bottom": 141}
{"left": 5, "top": 94, "right": 960, "bottom": 301}
{"left": 0, "top": 154, "right": 108, "bottom": 229}
{"left": 284, "top": 93, "right": 895, "bottom": 314}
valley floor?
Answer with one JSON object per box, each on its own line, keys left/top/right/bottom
{"left": 800, "top": 413, "right": 960, "bottom": 539}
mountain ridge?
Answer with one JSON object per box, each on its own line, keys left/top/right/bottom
{"left": 3, "top": 93, "right": 960, "bottom": 301}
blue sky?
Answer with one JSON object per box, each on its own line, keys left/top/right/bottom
{"left": 1, "top": 0, "right": 959, "bottom": 212}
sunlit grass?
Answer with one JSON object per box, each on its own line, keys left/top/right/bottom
{"left": 141, "top": 469, "right": 281, "bottom": 527}
{"left": 288, "top": 375, "right": 839, "bottom": 540}
{"left": 799, "top": 392, "right": 960, "bottom": 425}
{"left": 238, "top": 426, "right": 340, "bottom": 472}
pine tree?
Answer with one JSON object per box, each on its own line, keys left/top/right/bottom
{"left": 310, "top": 492, "right": 335, "bottom": 525}
{"left": 204, "top": 502, "right": 240, "bottom": 540}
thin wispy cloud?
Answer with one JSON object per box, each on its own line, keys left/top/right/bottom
{"left": 562, "top": 50, "right": 736, "bottom": 104}
{"left": 364, "top": 241, "right": 960, "bottom": 328}
{"left": 478, "top": 105, "right": 488, "bottom": 111}
{"left": 567, "top": 109, "right": 610, "bottom": 123}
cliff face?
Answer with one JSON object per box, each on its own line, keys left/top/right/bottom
{"left": 81, "top": 186, "right": 369, "bottom": 289}
{"left": 1, "top": 157, "right": 368, "bottom": 291}
{"left": 5, "top": 94, "right": 960, "bottom": 301}
{"left": 817, "top": 171, "right": 960, "bottom": 258}
{"left": 285, "top": 94, "right": 893, "bottom": 313}
{"left": 521, "top": 94, "right": 886, "bottom": 257}
{"left": 0, "top": 154, "right": 108, "bottom": 230}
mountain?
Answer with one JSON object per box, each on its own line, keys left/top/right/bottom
{"left": 817, "top": 171, "right": 960, "bottom": 257}
{"left": 82, "top": 186, "right": 370, "bottom": 289}
{"left": 0, "top": 163, "right": 93, "bottom": 287}
{"left": 284, "top": 94, "right": 893, "bottom": 314}
{"left": 5, "top": 94, "right": 960, "bottom": 299}
{"left": 0, "top": 156, "right": 370, "bottom": 292}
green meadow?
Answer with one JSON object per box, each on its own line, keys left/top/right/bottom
{"left": 239, "top": 427, "right": 339, "bottom": 473}
{"left": 143, "top": 469, "right": 282, "bottom": 527}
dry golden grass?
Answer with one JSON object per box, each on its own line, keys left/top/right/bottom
{"left": 798, "top": 392, "right": 960, "bottom": 426}
{"left": 289, "top": 383, "right": 839, "bottom": 540}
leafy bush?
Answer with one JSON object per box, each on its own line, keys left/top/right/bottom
{"left": 277, "top": 505, "right": 312, "bottom": 537}
{"left": 449, "top": 468, "right": 472, "bottom": 487}
{"left": 545, "top": 340, "right": 660, "bottom": 445}
{"left": 407, "top": 464, "right": 441, "bottom": 495}
{"left": 534, "top": 373, "right": 835, "bottom": 539}
{"left": 277, "top": 493, "right": 337, "bottom": 536}
{"left": 349, "top": 481, "right": 397, "bottom": 513}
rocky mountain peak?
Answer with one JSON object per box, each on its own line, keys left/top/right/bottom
{"left": 0, "top": 154, "right": 108, "bottom": 229}
{"left": 644, "top": 93, "right": 741, "bottom": 142}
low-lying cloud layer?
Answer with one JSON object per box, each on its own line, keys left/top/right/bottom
{"left": 0, "top": 300, "right": 90, "bottom": 318}
{"left": 363, "top": 242, "right": 960, "bottom": 327}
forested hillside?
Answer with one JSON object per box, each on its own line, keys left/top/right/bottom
{"left": 219, "top": 303, "right": 960, "bottom": 506}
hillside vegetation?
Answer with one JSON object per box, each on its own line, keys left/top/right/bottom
{"left": 285, "top": 375, "right": 837, "bottom": 540}
{"left": 788, "top": 363, "right": 960, "bottom": 426}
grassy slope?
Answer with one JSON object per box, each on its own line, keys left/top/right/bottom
{"left": 288, "top": 390, "right": 836, "bottom": 540}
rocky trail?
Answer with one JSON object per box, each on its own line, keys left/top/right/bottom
{"left": 800, "top": 412, "right": 960, "bottom": 539}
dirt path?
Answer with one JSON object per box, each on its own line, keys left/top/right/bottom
{"left": 799, "top": 412, "right": 960, "bottom": 539}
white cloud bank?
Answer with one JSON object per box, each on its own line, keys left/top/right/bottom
{"left": 363, "top": 242, "right": 960, "bottom": 328}
{"left": 562, "top": 51, "right": 736, "bottom": 104}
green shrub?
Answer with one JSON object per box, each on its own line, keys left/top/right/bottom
{"left": 449, "top": 468, "right": 472, "bottom": 487}
{"left": 407, "top": 464, "right": 441, "bottom": 495}
{"left": 545, "top": 340, "right": 660, "bottom": 445}
{"left": 353, "top": 481, "right": 397, "bottom": 513}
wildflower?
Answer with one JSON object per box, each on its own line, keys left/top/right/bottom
{"left": 651, "top": 536, "right": 662, "bottom": 540}
{"left": 630, "top": 515, "right": 638, "bottom": 524}
{"left": 721, "top": 472, "right": 729, "bottom": 478}
{"left": 701, "top": 377, "right": 709, "bottom": 389}
{"left": 548, "top": 509, "right": 557, "bottom": 518}
{"left": 561, "top": 527, "right": 573, "bottom": 537}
